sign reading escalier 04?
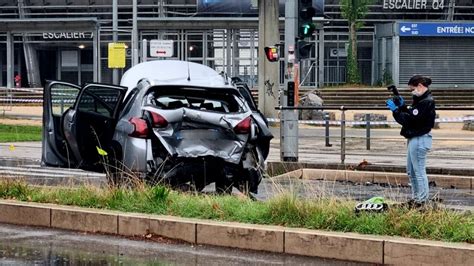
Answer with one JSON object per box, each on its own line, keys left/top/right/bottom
{"left": 383, "top": 0, "right": 445, "bottom": 10}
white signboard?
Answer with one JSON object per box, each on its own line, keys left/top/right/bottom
{"left": 150, "top": 40, "right": 174, "bottom": 57}
{"left": 330, "top": 48, "right": 347, "bottom": 57}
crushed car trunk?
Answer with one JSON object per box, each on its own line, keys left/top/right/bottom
{"left": 143, "top": 106, "right": 253, "bottom": 164}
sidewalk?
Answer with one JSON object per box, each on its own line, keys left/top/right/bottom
{"left": 1, "top": 107, "right": 473, "bottom": 174}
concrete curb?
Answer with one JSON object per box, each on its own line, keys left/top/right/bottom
{"left": 272, "top": 168, "right": 473, "bottom": 190}
{"left": 267, "top": 162, "right": 474, "bottom": 177}
{"left": 0, "top": 200, "right": 472, "bottom": 264}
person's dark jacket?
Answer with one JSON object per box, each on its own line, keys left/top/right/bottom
{"left": 392, "top": 90, "right": 436, "bottom": 138}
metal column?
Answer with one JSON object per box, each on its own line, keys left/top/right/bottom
{"left": 280, "top": 0, "right": 299, "bottom": 162}
{"left": 392, "top": 36, "right": 400, "bottom": 86}
{"left": 226, "top": 29, "right": 232, "bottom": 75}
{"left": 97, "top": 28, "right": 102, "bottom": 83}
{"left": 318, "top": 29, "right": 325, "bottom": 87}
{"left": 112, "top": 0, "right": 119, "bottom": 84}
{"left": 93, "top": 27, "right": 99, "bottom": 82}
{"left": 6, "top": 32, "right": 14, "bottom": 89}
{"left": 232, "top": 30, "right": 239, "bottom": 77}
{"left": 132, "top": 0, "right": 139, "bottom": 66}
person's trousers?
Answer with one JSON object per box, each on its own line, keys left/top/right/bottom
{"left": 406, "top": 133, "right": 432, "bottom": 203}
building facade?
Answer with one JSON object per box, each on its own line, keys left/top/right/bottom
{"left": 1, "top": 0, "right": 473, "bottom": 89}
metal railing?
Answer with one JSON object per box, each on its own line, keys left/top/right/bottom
{"left": 0, "top": 88, "right": 13, "bottom": 113}
{"left": 0, "top": 88, "right": 43, "bottom": 106}
{"left": 274, "top": 106, "right": 474, "bottom": 165}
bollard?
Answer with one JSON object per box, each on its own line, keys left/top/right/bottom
{"left": 325, "top": 112, "right": 332, "bottom": 147}
{"left": 340, "top": 107, "right": 346, "bottom": 164}
{"left": 365, "top": 113, "right": 371, "bottom": 150}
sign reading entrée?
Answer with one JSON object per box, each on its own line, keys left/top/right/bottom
{"left": 399, "top": 22, "right": 474, "bottom": 37}
{"left": 150, "top": 40, "right": 174, "bottom": 58}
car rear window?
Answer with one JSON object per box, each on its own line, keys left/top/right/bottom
{"left": 145, "top": 87, "right": 245, "bottom": 113}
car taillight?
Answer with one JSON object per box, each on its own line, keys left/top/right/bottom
{"left": 129, "top": 117, "right": 149, "bottom": 138}
{"left": 234, "top": 116, "right": 252, "bottom": 134}
{"left": 150, "top": 112, "right": 168, "bottom": 128}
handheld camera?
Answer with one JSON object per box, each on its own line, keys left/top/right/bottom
{"left": 387, "top": 84, "right": 402, "bottom": 106}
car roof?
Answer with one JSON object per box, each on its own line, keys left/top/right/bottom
{"left": 120, "top": 60, "right": 234, "bottom": 93}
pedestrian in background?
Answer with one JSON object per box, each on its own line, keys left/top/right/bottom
{"left": 386, "top": 75, "right": 436, "bottom": 207}
{"left": 14, "top": 72, "right": 21, "bottom": 88}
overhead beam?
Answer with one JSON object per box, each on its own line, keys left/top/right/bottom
{"left": 0, "top": 18, "right": 99, "bottom": 33}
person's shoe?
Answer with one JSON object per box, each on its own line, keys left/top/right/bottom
{"left": 399, "top": 199, "right": 428, "bottom": 210}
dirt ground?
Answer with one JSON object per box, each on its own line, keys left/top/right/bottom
{"left": 0, "top": 106, "right": 42, "bottom": 126}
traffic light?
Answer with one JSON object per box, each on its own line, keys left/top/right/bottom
{"left": 264, "top": 46, "right": 279, "bottom": 62}
{"left": 297, "top": 40, "right": 313, "bottom": 60}
{"left": 298, "top": 0, "right": 316, "bottom": 39}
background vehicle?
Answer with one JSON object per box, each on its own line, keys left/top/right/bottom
{"left": 42, "top": 60, "right": 273, "bottom": 194}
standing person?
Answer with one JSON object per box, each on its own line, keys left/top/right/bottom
{"left": 14, "top": 72, "right": 21, "bottom": 88}
{"left": 386, "top": 75, "right": 436, "bottom": 207}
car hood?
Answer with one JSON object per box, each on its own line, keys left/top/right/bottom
{"left": 143, "top": 106, "right": 253, "bottom": 164}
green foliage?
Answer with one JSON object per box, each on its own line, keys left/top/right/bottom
{"left": 346, "top": 43, "right": 361, "bottom": 84}
{"left": 340, "top": 0, "right": 371, "bottom": 85}
{"left": 376, "top": 68, "right": 394, "bottom": 86}
{"left": 0, "top": 180, "right": 33, "bottom": 200}
{"left": 0, "top": 180, "right": 472, "bottom": 243}
{"left": 0, "top": 124, "right": 42, "bottom": 142}
{"left": 340, "top": 0, "right": 371, "bottom": 29}
{"left": 147, "top": 185, "right": 170, "bottom": 202}
{"left": 383, "top": 68, "right": 394, "bottom": 85}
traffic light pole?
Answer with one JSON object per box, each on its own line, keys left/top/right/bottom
{"left": 280, "top": 0, "right": 299, "bottom": 162}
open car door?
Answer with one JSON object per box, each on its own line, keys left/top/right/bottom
{"left": 42, "top": 81, "right": 81, "bottom": 167}
{"left": 42, "top": 82, "right": 127, "bottom": 170}
{"left": 62, "top": 83, "right": 127, "bottom": 171}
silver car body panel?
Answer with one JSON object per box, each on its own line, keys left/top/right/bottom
{"left": 142, "top": 105, "right": 253, "bottom": 164}
{"left": 120, "top": 60, "right": 233, "bottom": 95}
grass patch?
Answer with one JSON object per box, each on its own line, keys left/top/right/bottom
{"left": 0, "top": 180, "right": 472, "bottom": 243}
{"left": 0, "top": 124, "right": 42, "bottom": 142}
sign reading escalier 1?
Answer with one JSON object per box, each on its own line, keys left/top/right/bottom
{"left": 399, "top": 22, "right": 474, "bottom": 37}
{"left": 383, "top": 0, "right": 445, "bottom": 10}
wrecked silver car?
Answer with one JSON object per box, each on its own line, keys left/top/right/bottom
{"left": 42, "top": 60, "right": 273, "bottom": 193}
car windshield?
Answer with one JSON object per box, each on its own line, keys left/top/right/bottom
{"left": 145, "top": 86, "right": 246, "bottom": 113}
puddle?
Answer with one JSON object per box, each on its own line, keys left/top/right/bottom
{"left": 0, "top": 224, "right": 370, "bottom": 266}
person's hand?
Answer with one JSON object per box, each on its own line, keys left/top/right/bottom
{"left": 394, "top": 95, "right": 405, "bottom": 107}
{"left": 386, "top": 99, "right": 398, "bottom": 112}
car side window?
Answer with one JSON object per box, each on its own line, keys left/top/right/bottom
{"left": 50, "top": 84, "right": 79, "bottom": 116}
{"left": 119, "top": 88, "right": 139, "bottom": 117}
{"left": 77, "top": 86, "right": 121, "bottom": 118}
{"left": 237, "top": 85, "right": 257, "bottom": 111}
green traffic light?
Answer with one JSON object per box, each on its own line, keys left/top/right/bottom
{"left": 301, "top": 23, "right": 315, "bottom": 37}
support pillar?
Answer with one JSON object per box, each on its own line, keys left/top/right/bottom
{"left": 257, "top": 0, "right": 279, "bottom": 118}
{"left": 6, "top": 32, "right": 14, "bottom": 89}
{"left": 280, "top": 0, "right": 298, "bottom": 162}
{"left": 93, "top": 27, "right": 99, "bottom": 82}
{"left": 318, "top": 29, "right": 325, "bottom": 88}
{"left": 132, "top": 0, "right": 139, "bottom": 67}
{"left": 112, "top": 0, "right": 119, "bottom": 84}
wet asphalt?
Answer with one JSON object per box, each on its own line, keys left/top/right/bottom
{"left": 0, "top": 224, "right": 371, "bottom": 266}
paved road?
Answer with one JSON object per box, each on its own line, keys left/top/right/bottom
{"left": 268, "top": 126, "right": 474, "bottom": 170}
{"left": 0, "top": 224, "right": 368, "bottom": 265}
{"left": 1, "top": 126, "right": 473, "bottom": 169}
{"left": 0, "top": 127, "right": 472, "bottom": 207}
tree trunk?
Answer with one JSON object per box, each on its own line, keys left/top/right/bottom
{"left": 350, "top": 21, "right": 357, "bottom": 60}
